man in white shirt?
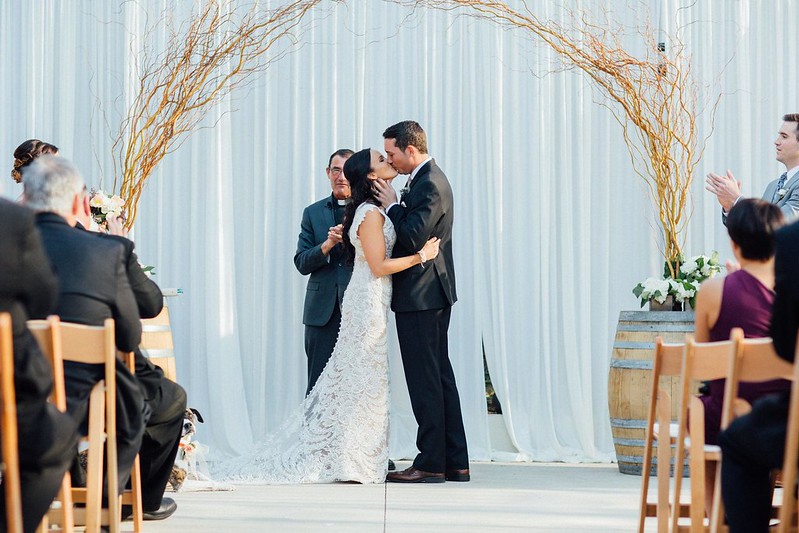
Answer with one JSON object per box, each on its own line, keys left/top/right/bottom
{"left": 707, "top": 113, "right": 799, "bottom": 224}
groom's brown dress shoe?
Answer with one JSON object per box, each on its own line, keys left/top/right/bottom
{"left": 386, "top": 466, "right": 445, "bottom": 483}
{"left": 446, "top": 469, "right": 470, "bottom": 482}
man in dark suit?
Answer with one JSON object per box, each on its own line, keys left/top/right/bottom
{"left": 708, "top": 113, "right": 799, "bottom": 225}
{"left": 375, "top": 121, "right": 470, "bottom": 483}
{"left": 294, "top": 148, "right": 354, "bottom": 395}
{"left": 0, "top": 198, "right": 79, "bottom": 533}
{"left": 94, "top": 229, "right": 185, "bottom": 520}
{"left": 718, "top": 219, "right": 799, "bottom": 532}
{"left": 22, "top": 155, "right": 147, "bottom": 500}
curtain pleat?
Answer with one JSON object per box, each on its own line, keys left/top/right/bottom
{"left": 2, "top": 0, "right": 797, "bottom": 462}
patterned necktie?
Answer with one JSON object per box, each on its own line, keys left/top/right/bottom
{"left": 773, "top": 172, "right": 788, "bottom": 203}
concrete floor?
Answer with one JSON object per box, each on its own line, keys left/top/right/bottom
{"left": 138, "top": 461, "right": 654, "bottom": 532}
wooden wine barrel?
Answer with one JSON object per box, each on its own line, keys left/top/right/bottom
{"left": 608, "top": 310, "right": 694, "bottom": 476}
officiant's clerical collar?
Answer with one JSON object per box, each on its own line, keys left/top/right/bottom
{"left": 336, "top": 198, "right": 351, "bottom": 206}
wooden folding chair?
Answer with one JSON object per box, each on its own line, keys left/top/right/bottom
{"left": 671, "top": 334, "right": 733, "bottom": 533}
{"left": 778, "top": 332, "right": 799, "bottom": 533}
{"left": 708, "top": 329, "right": 794, "bottom": 533}
{"left": 29, "top": 316, "right": 74, "bottom": 533}
{"left": 29, "top": 316, "right": 142, "bottom": 533}
{"left": 638, "top": 337, "right": 685, "bottom": 533}
{"left": 0, "top": 313, "right": 23, "bottom": 533}
{"left": 121, "top": 351, "right": 143, "bottom": 532}
{"left": 141, "top": 305, "right": 177, "bottom": 382}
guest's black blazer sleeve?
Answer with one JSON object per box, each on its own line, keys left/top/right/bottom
{"left": 19, "top": 209, "right": 58, "bottom": 319}
{"left": 771, "top": 223, "right": 799, "bottom": 362}
{"left": 101, "top": 234, "right": 163, "bottom": 319}
{"left": 111, "top": 247, "right": 144, "bottom": 352}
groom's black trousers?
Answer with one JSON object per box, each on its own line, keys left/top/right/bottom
{"left": 395, "top": 306, "right": 469, "bottom": 473}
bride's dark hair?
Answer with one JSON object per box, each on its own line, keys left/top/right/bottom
{"left": 342, "top": 148, "right": 380, "bottom": 265}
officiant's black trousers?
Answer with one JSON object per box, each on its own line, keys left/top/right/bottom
{"left": 396, "top": 306, "right": 469, "bottom": 473}
{"left": 305, "top": 301, "right": 342, "bottom": 396}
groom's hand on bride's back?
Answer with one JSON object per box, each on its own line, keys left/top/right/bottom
{"left": 373, "top": 179, "right": 397, "bottom": 209}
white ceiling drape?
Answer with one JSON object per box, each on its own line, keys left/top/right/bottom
{"left": 2, "top": 0, "right": 796, "bottom": 462}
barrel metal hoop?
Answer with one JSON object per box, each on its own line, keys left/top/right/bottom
{"left": 612, "top": 341, "right": 657, "bottom": 350}
{"left": 609, "top": 359, "right": 652, "bottom": 370}
{"left": 609, "top": 417, "right": 647, "bottom": 429}
{"left": 618, "top": 310, "right": 695, "bottom": 322}
{"left": 616, "top": 323, "right": 694, "bottom": 332}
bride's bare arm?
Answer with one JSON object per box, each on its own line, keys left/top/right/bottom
{"left": 358, "top": 209, "right": 439, "bottom": 278}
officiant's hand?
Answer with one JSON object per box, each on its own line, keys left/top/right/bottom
{"left": 321, "top": 224, "right": 343, "bottom": 255}
{"left": 705, "top": 170, "right": 742, "bottom": 212}
{"left": 373, "top": 179, "right": 397, "bottom": 209}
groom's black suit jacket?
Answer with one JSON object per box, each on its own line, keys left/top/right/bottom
{"left": 387, "top": 159, "right": 457, "bottom": 312}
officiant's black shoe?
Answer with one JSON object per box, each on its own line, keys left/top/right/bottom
{"left": 386, "top": 466, "right": 445, "bottom": 483}
{"left": 388, "top": 459, "right": 396, "bottom": 471}
{"left": 446, "top": 468, "right": 470, "bottom": 482}
{"left": 142, "top": 497, "right": 177, "bottom": 521}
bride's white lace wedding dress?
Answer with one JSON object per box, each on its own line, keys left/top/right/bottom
{"left": 215, "top": 203, "right": 395, "bottom": 484}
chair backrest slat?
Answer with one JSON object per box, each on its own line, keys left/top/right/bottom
{"left": 0, "top": 313, "right": 23, "bottom": 533}
{"left": 658, "top": 342, "right": 684, "bottom": 377}
{"left": 686, "top": 338, "right": 732, "bottom": 382}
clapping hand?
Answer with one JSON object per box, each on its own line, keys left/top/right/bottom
{"left": 328, "top": 224, "right": 344, "bottom": 244}
{"left": 320, "top": 224, "right": 344, "bottom": 255}
{"left": 705, "top": 170, "right": 742, "bottom": 212}
{"left": 106, "top": 215, "right": 129, "bottom": 237}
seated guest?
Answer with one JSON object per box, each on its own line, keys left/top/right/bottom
{"left": 15, "top": 139, "right": 185, "bottom": 520}
{"left": 718, "top": 218, "right": 799, "bottom": 533}
{"left": 22, "top": 155, "right": 147, "bottom": 499}
{"left": 90, "top": 222, "right": 186, "bottom": 520}
{"left": 0, "top": 198, "right": 79, "bottom": 533}
{"left": 694, "top": 198, "right": 789, "bottom": 443}
{"left": 692, "top": 198, "right": 788, "bottom": 515}
{"left": 11, "top": 139, "right": 58, "bottom": 183}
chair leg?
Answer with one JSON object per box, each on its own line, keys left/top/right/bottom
{"left": 656, "top": 390, "right": 672, "bottom": 533}
{"left": 85, "top": 383, "right": 105, "bottom": 533}
{"left": 688, "top": 397, "right": 707, "bottom": 533}
{"left": 130, "top": 455, "right": 143, "bottom": 532}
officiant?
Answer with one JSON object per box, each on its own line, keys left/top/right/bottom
{"left": 294, "top": 149, "right": 354, "bottom": 395}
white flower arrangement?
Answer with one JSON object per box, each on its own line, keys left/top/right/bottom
{"left": 633, "top": 252, "right": 721, "bottom": 309}
{"left": 89, "top": 189, "right": 126, "bottom": 229}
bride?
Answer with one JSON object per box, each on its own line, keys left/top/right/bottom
{"left": 215, "top": 148, "right": 440, "bottom": 484}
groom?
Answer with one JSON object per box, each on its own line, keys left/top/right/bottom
{"left": 374, "top": 121, "right": 470, "bottom": 483}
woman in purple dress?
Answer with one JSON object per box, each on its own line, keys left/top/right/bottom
{"left": 693, "top": 198, "right": 787, "bottom": 513}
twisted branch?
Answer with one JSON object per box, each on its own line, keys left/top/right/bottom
{"left": 399, "top": 0, "right": 720, "bottom": 275}
{"left": 113, "top": 0, "right": 330, "bottom": 227}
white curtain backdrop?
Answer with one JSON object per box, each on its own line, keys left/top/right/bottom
{"left": 1, "top": 0, "right": 797, "bottom": 463}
